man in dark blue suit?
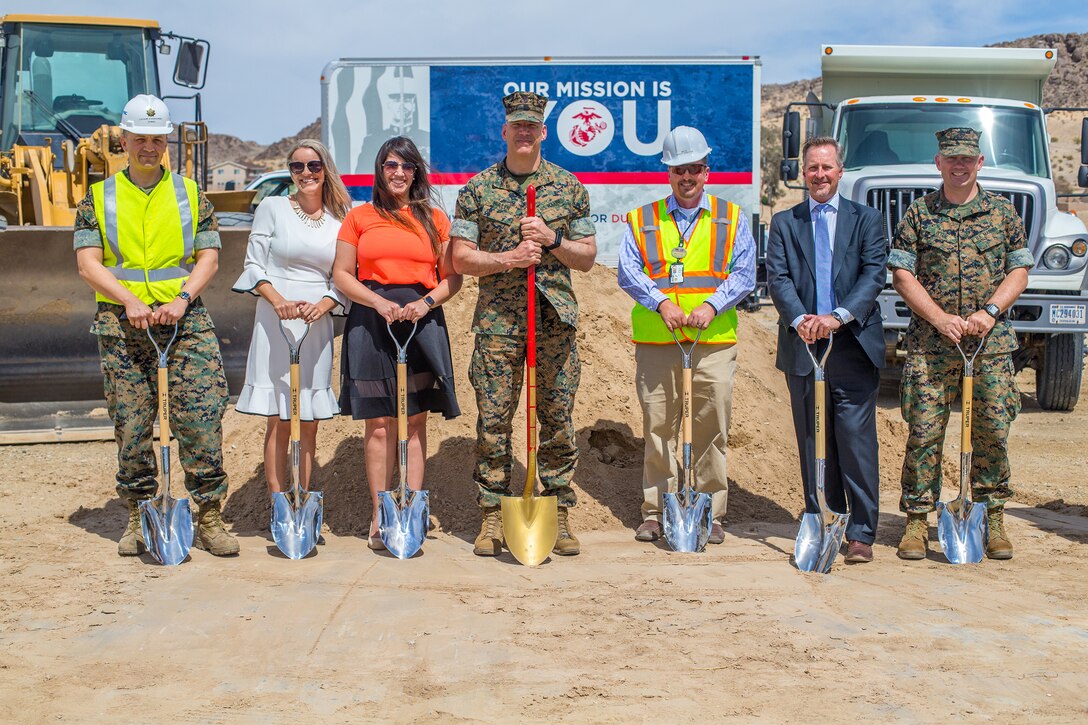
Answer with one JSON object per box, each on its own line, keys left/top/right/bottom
{"left": 767, "top": 137, "right": 888, "bottom": 563}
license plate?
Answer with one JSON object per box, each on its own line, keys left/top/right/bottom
{"left": 1049, "top": 303, "right": 1087, "bottom": 325}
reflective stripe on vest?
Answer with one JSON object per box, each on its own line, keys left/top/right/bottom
{"left": 93, "top": 171, "right": 199, "bottom": 304}
{"left": 629, "top": 196, "right": 741, "bottom": 344}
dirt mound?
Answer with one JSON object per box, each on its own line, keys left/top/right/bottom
{"left": 218, "top": 266, "right": 913, "bottom": 535}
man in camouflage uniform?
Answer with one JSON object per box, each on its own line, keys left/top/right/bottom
{"left": 889, "top": 127, "right": 1033, "bottom": 561}
{"left": 451, "top": 91, "right": 597, "bottom": 557}
{"left": 74, "top": 94, "right": 237, "bottom": 558}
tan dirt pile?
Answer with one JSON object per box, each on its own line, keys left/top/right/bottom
{"left": 217, "top": 266, "right": 916, "bottom": 537}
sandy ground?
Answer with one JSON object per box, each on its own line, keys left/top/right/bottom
{"left": 1, "top": 267, "right": 1087, "bottom": 722}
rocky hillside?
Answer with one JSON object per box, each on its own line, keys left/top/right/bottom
{"left": 205, "top": 118, "right": 321, "bottom": 173}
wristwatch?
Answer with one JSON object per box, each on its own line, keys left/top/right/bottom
{"left": 830, "top": 310, "right": 844, "bottom": 326}
{"left": 423, "top": 295, "right": 436, "bottom": 308}
{"left": 176, "top": 290, "right": 192, "bottom": 305}
{"left": 983, "top": 303, "right": 1001, "bottom": 319}
{"left": 544, "top": 229, "right": 563, "bottom": 251}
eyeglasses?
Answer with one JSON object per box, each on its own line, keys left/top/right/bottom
{"left": 288, "top": 160, "right": 323, "bottom": 175}
{"left": 382, "top": 160, "right": 418, "bottom": 174}
{"left": 670, "top": 164, "right": 708, "bottom": 177}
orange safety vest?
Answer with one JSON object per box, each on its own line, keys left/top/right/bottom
{"left": 628, "top": 196, "right": 741, "bottom": 344}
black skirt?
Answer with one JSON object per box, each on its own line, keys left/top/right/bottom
{"left": 339, "top": 282, "right": 461, "bottom": 420}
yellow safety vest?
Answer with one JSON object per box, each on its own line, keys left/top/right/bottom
{"left": 91, "top": 169, "right": 199, "bottom": 305}
{"left": 628, "top": 196, "right": 741, "bottom": 344}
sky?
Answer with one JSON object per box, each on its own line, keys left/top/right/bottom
{"left": 23, "top": 0, "right": 1088, "bottom": 144}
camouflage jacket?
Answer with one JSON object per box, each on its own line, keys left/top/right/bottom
{"left": 451, "top": 158, "right": 595, "bottom": 336}
{"left": 888, "top": 186, "right": 1034, "bottom": 355}
{"left": 73, "top": 167, "right": 220, "bottom": 251}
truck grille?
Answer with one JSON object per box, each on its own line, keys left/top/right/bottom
{"left": 865, "top": 187, "right": 1036, "bottom": 245}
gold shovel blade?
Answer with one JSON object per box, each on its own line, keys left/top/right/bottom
{"left": 500, "top": 495, "right": 558, "bottom": 567}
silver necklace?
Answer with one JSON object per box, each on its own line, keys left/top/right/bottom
{"left": 290, "top": 196, "right": 326, "bottom": 228}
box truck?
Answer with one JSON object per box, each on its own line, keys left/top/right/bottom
{"left": 320, "top": 57, "right": 761, "bottom": 266}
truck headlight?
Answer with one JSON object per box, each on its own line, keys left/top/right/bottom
{"left": 1042, "top": 245, "right": 1072, "bottom": 269}
{"left": 1072, "top": 239, "right": 1088, "bottom": 257}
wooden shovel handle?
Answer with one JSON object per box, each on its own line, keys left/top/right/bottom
{"left": 157, "top": 366, "right": 169, "bottom": 450}
{"left": 961, "top": 374, "right": 973, "bottom": 456}
{"left": 290, "top": 361, "right": 301, "bottom": 442}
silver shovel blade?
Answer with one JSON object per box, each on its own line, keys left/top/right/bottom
{"left": 937, "top": 499, "right": 988, "bottom": 565}
{"left": 378, "top": 490, "right": 430, "bottom": 560}
{"left": 794, "top": 511, "right": 850, "bottom": 573}
{"left": 139, "top": 497, "right": 194, "bottom": 566}
{"left": 662, "top": 491, "right": 713, "bottom": 553}
{"left": 271, "top": 490, "right": 324, "bottom": 560}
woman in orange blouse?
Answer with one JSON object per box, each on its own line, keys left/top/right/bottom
{"left": 332, "top": 136, "right": 462, "bottom": 549}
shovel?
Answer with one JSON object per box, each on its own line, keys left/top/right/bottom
{"left": 138, "top": 322, "right": 194, "bottom": 566}
{"left": 937, "top": 334, "right": 990, "bottom": 565}
{"left": 794, "top": 333, "right": 850, "bottom": 573}
{"left": 501, "top": 185, "right": 558, "bottom": 567}
{"left": 270, "top": 320, "right": 324, "bottom": 560}
{"left": 377, "top": 320, "right": 430, "bottom": 559}
{"left": 662, "top": 328, "right": 714, "bottom": 552}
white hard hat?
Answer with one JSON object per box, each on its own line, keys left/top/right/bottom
{"left": 661, "top": 126, "right": 711, "bottom": 166}
{"left": 120, "top": 94, "right": 173, "bottom": 135}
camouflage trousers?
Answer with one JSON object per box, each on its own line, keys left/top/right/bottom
{"left": 98, "top": 319, "right": 230, "bottom": 504}
{"left": 469, "top": 307, "right": 580, "bottom": 509}
{"left": 900, "top": 352, "right": 1021, "bottom": 513}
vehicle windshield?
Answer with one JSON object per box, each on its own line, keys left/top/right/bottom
{"left": 1, "top": 23, "right": 157, "bottom": 141}
{"left": 837, "top": 103, "right": 1049, "bottom": 178}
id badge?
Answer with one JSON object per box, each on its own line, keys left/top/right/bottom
{"left": 669, "top": 262, "right": 685, "bottom": 285}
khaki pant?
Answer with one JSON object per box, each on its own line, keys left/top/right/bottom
{"left": 635, "top": 342, "right": 737, "bottom": 522}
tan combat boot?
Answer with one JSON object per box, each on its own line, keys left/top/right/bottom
{"left": 118, "top": 499, "right": 146, "bottom": 556}
{"left": 897, "top": 513, "right": 929, "bottom": 560}
{"left": 194, "top": 501, "right": 240, "bottom": 556}
{"left": 473, "top": 506, "right": 503, "bottom": 556}
{"left": 985, "top": 508, "right": 1014, "bottom": 560}
{"left": 553, "top": 506, "right": 580, "bottom": 556}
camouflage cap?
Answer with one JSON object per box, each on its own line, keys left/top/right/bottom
{"left": 936, "top": 127, "right": 981, "bottom": 157}
{"left": 503, "top": 91, "right": 547, "bottom": 124}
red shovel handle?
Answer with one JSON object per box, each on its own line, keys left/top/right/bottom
{"left": 526, "top": 185, "right": 536, "bottom": 367}
{"left": 523, "top": 185, "right": 538, "bottom": 498}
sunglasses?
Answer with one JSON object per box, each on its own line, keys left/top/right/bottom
{"left": 288, "top": 160, "right": 324, "bottom": 175}
{"left": 382, "top": 160, "right": 418, "bottom": 174}
{"left": 670, "top": 164, "right": 708, "bottom": 177}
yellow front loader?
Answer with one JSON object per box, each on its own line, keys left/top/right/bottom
{"left": 0, "top": 15, "right": 255, "bottom": 441}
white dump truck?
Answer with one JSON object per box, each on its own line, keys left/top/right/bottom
{"left": 781, "top": 45, "right": 1088, "bottom": 410}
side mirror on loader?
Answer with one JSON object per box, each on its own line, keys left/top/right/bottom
{"left": 173, "top": 39, "right": 210, "bottom": 90}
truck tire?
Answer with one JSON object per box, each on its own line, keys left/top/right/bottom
{"left": 1036, "top": 333, "right": 1084, "bottom": 412}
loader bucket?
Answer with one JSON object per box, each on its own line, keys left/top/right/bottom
{"left": 0, "top": 226, "right": 256, "bottom": 404}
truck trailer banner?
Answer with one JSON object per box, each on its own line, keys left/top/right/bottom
{"left": 324, "top": 61, "right": 759, "bottom": 263}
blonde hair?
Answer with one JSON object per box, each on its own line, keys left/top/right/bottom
{"left": 287, "top": 139, "right": 352, "bottom": 220}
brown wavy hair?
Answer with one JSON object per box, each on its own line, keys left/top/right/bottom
{"left": 371, "top": 136, "right": 441, "bottom": 257}
{"left": 286, "top": 139, "right": 352, "bottom": 220}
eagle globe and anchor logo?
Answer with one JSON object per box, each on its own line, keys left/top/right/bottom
{"left": 556, "top": 101, "right": 615, "bottom": 157}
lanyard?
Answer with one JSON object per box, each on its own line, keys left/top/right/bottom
{"left": 670, "top": 206, "right": 702, "bottom": 257}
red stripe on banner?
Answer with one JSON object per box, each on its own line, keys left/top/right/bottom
{"left": 342, "top": 171, "right": 753, "bottom": 187}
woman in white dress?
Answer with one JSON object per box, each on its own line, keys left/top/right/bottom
{"left": 233, "top": 140, "right": 352, "bottom": 497}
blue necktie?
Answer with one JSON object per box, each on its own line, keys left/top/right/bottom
{"left": 814, "top": 203, "right": 834, "bottom": 315}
